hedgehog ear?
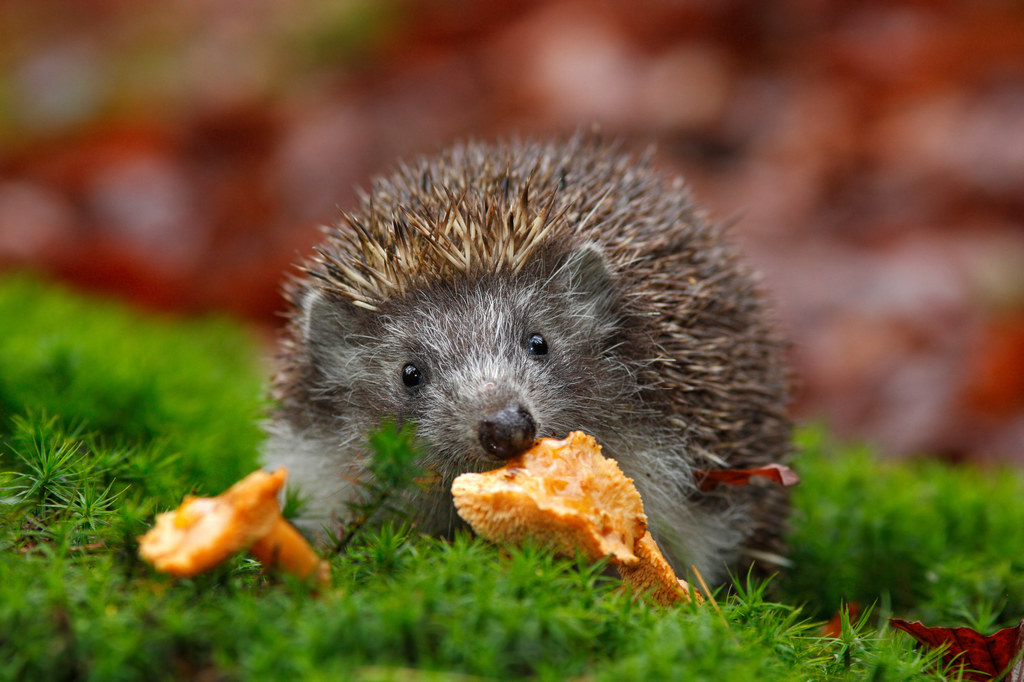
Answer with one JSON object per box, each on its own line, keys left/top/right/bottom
{"left": 299, "top": 287, "right": 363, "bottom": 358}
{"left": 555, "top": 242, "right": 616, "bottom": 317}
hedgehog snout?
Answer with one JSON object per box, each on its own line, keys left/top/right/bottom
{"left": 477, "top": 404, "right": 537, "bottom": 460}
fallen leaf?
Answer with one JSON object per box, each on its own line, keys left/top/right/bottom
{"left": 694, "top": 463, "right": 800, "bottom": 492}
{"left": 962, "top": 314, "right": 1024, "bottom": 417}
{"left": 821, "top": 603, "right": 861, "bottom": 638}
{"left": 890, "top": 617, "right": 1024, "bottom": 681}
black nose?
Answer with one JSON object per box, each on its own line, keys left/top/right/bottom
{"left": 478, "top": 404, "right": 537, "bottom": 459}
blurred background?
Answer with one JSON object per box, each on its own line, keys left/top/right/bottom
{"left": 1, "top": 0, "right": 1022, "bottom": 462}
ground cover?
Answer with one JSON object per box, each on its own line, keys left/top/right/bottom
{"left": 3, "top": 274, "right": 1022, "bottom": 681}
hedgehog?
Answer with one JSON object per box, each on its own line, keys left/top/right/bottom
{"left": 263, "top": 136, "right": 791, "bottom": 583}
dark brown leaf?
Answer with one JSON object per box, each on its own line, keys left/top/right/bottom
{"left": 890, "top": 617, "right": 1024, "bottom": 681}
{"left": 694, "top": 464, "right": 800, "bottom": 492}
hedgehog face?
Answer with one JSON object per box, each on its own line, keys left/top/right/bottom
{"left": 297, "top": 243, "right": 646, "bottom": 484}
{"left": 374, "top": 274, "right": 580, "bottom": 478}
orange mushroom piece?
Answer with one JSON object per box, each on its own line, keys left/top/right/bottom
{"left": 452, "top": 431, "right": 700, "bottom": 605}
{"left": 138, "top": 468, "right": 329, "bottom": 584}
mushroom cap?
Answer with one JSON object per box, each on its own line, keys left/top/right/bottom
{"left": 138, "top": 469, "right": 286, "bottom": 577}
{"left": 451, "top": 431, "right": 647, "bottom": 564}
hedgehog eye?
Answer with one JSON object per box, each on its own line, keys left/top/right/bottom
{"left": 402, "top": 363, "right": 425, "bottom": 388}
{"left": 527, "top": 333, "right": 549, "bottom": 356}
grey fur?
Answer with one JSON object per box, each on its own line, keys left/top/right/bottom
{"left": 265, "top": 137, "right": 791, "bottom": 583}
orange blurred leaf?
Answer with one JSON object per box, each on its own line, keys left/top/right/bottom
{"left": 821, "top": 603, "right": 861, "bottom": 638}
{"left": 962, "top": 315, "right": 1024, "bottom": 417}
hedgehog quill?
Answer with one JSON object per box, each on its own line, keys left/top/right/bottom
{"left": 264, "top": 137, "right": 791, "bottom": 583}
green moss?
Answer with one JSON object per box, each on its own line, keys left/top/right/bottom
{"left": 1, "top": 273, "right": 1019, "bottom": 680}
{"left": 784, "top": 426, "right": 1024, "bottom": 629}
{"left": 0, "top": 274, "right": 265, "bottom": 493}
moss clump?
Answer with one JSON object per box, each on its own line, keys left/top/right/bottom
{"left": 0, "top": 274, "right": 266, "bottom": 493}
{"left": 1, "top": 273, "right": 1020, "bottom": 680}
{"left": 784, "top": 426, "right": 1024, "bottom": 631}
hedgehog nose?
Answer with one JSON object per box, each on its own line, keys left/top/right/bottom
{"left": 478, "top": 405, "right": 537, "bottom": 460}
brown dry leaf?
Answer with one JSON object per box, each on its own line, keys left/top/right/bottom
{"left": 694, "top": 463, "right": 800, "bottom": 492}
{"left": 890, "top": 617, "right": 1024, "bottom": 681}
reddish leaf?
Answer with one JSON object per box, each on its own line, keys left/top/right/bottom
{"left": 694, "top": 464, "right": 800, "bottom": 492}
{"left": 962, "top": 315, "right": 1024, "bottom": 417}
{"left": 890, "top": 618, "right": 1024, "bottom": 681}
{"left": 821, "top": 603, "right": 861, "bottom": 638}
